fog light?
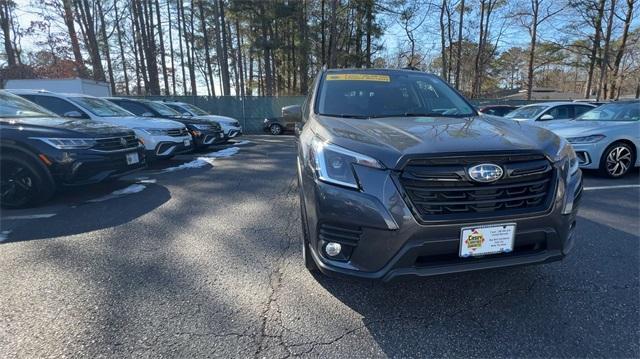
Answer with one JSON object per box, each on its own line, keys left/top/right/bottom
{"left": 325, "top": 242, "right": 342, "bottom": 257}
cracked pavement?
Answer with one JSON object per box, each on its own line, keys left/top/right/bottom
{"left": 1, "top": 135, "right": 638, "bottom": 358}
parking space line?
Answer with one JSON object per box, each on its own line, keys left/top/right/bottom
{"left": 2, "top": 213, "right": 57, "bottom": 220}
{"left": 583, "top": 184, "right": 640, "bottom": 191}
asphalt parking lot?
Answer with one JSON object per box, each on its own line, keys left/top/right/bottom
{"left": 1, "top": 135, "right": 638, "bottom": 358}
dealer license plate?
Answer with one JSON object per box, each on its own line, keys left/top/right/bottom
{"left": 459, "top": 223, "right": 516, "bottom": 257}
{"left": 125, "top": 152, "right": 140, "bottom": 165}
{"left": 184, "top": 139, "right": 191, "bottom": 147}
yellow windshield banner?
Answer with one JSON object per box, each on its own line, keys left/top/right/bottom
{"left": 326, "top": 74, "right": 391, "bottom": 82}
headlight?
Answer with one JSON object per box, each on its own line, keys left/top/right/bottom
{"left": 192, "top": 124, "right": 211, "bottom": 130}
{"left": 309, "top": 137, "right": 383, "bottom": 189}
{"left": 135, "top": 128, "right": 167, "bottom": 136}
{"left": 566, "top": 134, "right": 605, "bottom": 144}
{"left": 552, "top": 138, "right": 579, "bottom": 176}
{"left": 32, "top": 137, "right": 96, "bottom": 149}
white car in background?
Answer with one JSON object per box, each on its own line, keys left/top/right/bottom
{"left": 541, "top": 101, "right": 640, "bottom": 178}
{"left": 504, "top": 102, "right": 596, "bottom": 124}
{"left": 10, "top": 90, "right": 193, "bottom": 161}
{"left": 160, "top": 101, "right": 242, "bottom": 142}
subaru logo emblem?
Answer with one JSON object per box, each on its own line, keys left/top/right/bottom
{"left": 120, "top": 138, "right": 127, "bottom": 146}
{"left": 468, "top": 163, "right": 504, "bottom": 183}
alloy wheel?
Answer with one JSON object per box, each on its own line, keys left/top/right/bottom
{"left": 270, "top": 124, "right": 282, "bottom": 135}
{"left": 605, "top": 145, "right": 632, "bottom": 177}
{"left": 0, "top": 162, "right": 36, "bottom": 207}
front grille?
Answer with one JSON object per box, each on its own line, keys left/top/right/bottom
{"left": 93, "top": 135, "right": 138, "bottom": 152}
{"left": 398, "top": 153, "right": 556, "bottom": 222}
{"left": 167, "top": 128, "right": 187, "bottom": 137}
{"left": 211, "top": 122, "right": 222, "bottom": 131}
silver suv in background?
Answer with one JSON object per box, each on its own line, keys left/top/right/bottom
{"left": 160, "top": 101, "right": 242, "bottom": 141}
{"left": 10, "top": 90, "right": 193, "bottom": 161}
{"left": 504, "top": 102, "right": 596, "bottom": 123}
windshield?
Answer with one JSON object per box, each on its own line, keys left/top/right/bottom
{"left": 180, "top": 103, "right": 209, "bottom": 116}
{"left": 504, "top": 105, "right": 547, "bottom": 119}
{"left": 316, "top": 72, "right": 476, "bottom": 118}
{"left": 143, "top": 101, "right": 182, "bottom": 116}
{"left": 70, "top": 97, "right": 133, "bottom": 117}
{"left": 577, "top": 102, "right": 640, "bottom": 122}
{"left": 0, "top": 91, "right": 57, "bottom": 118}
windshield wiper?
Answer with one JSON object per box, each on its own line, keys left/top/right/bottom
{"left": 319, "top": 113, "right": 371, "bottom": 119}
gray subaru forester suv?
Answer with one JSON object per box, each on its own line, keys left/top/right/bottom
{"left": 297, "top": 69, "right": 583, "bottom": 281}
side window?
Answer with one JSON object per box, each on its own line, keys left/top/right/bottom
{"left": 112, "top": 100, "right": 150, "bottom": 116}
{"left": 22, "top": 95, "right": 86, "bottom": 117}
{"left": 574, "top": 105, "right": 594, "bottom": 117}
{"left": 545, "top": 105, "right": 572, "bottom": 120}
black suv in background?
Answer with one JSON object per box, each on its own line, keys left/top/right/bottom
{"left": 0, "top": 91, "right": 146, "bottom": 208}
{"left": 296, "top": 69, "right": 582, "bottom": 281}
{"left": 105, "top": 98, "right": 225, "bottom": 149}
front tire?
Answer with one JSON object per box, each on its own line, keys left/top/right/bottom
{"left": 0, "top": 153, "right": 55, "bottom": 208}
{"left": 270, "top": 124, "right": 283, "bottom": 136}
{"left": 599, "top": 142, "right": 635, "bottom": 178}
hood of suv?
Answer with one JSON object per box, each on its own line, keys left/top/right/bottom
{"left": 97, "top": 116, "right": 186, "bottom": 129}
{"left": 313, "top": 115, "right": 562, "bottom": 169}
{"left": 1, "top": 117, "right": 133, "bottom": 137}
{"left": 193, "top": 115, "right": 238, "bottom": 126}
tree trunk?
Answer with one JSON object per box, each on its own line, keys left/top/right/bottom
{"left": 177, "top": 0, "right": 187, "bottom": 95}
{"left": 155, "top": 0, "right": 170, "bottom": 95}
{"left": 454, "top": 0, "right": 465, "bottom": 90}
{"left": 167, "top": 0, "right": 176, "bottom": 95}
{"left": 198, "top": 0, "right": 216, "bottom": 97}
{"left": 132, "top": 0, "right": 149, "bottom": 93}
{"left": 97, "top": 1, "right": 116, "bottom": 95}
{"left": 218, "top": 0, "right": 231, "bottom": 96}
{"left": 526, "top": 0, "right": 540, "bottom": 101}
{"left": 235, "top": 17, "right": 245, "bottom": 97}
{"left": 61, "top": 0, "right": 85, "bottom": 76}
{"left": 328, "top": 0, "right": 338, "bottom": 68}
{"left": 75, "top": 0, "right": 105, "bottom": 81}
{"left": 439, "top": 0, "right": 448, "bottom": 80}
{"left": 114, "top": 1, "right": 129, "bottom": 95}
{"left": 186, "top": 0, "right": 197, "bottom": 96}
{"left": 609, "top": 0, "right": 634, "bottom": 99}
{"left": 472, "top": 0, "right": 486, "bottom": 98}
{"left": 298, "top": 0, "right": 309, "bottom": 93}
{"left": 585, "top": 0, "right": 606, "bottom": 98}
{"left": 321, "top": 0, "right": 326, "bottom": 65}
{"left": 597, "top": 0, "right": 617, "bottom": 100}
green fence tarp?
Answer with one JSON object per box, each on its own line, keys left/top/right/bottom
{"left": 129, "top": 96, "right": 550, "bottom": 134}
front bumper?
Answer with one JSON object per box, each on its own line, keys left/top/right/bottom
{"left": 299, "top": 160, "right": 582, "bottom": 282}
{"left": 571, "top": 142, "right": 606, "bottom": 169}
{"left": 190, "top": 129, "right": 226, "bottom": 147}
{"left": 44, "top": 146, "right": 147, "bottom": 186}
{"left": 145, "top": 135, "right": 194, "bottom": 159}
{"left": 223, "top": 126, "right": 243, "bottom": 139}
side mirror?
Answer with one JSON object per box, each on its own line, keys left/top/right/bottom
{"left": 539, "top": 114, "right": 554, "bottom": 121}
{"left": 282, "top": 104, "right": 302, "bottom": 123}
{"left": 142, "top": 112, "right": 154, "bottom": 117}
{"left": 63, "top": 110, "right": 87, "bottom": 119}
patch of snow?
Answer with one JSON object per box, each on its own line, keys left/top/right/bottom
{"left": 205, "top": 147, "right": 240, "bottom": 158}
{"left": 87, "top": 184, "right": 147, "bottom": 203}
{"left": 137, "top": 178, "right": 157, "bottom": 184}
{"left": 160, "top": 147, "right": 240, "bottom": 173}
{"left": 233, "top": 140, "right": 251, "bottom": 146}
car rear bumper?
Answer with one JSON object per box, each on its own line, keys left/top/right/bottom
{"left": 299, "top": 159, "right": 582, "bottom": 282}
